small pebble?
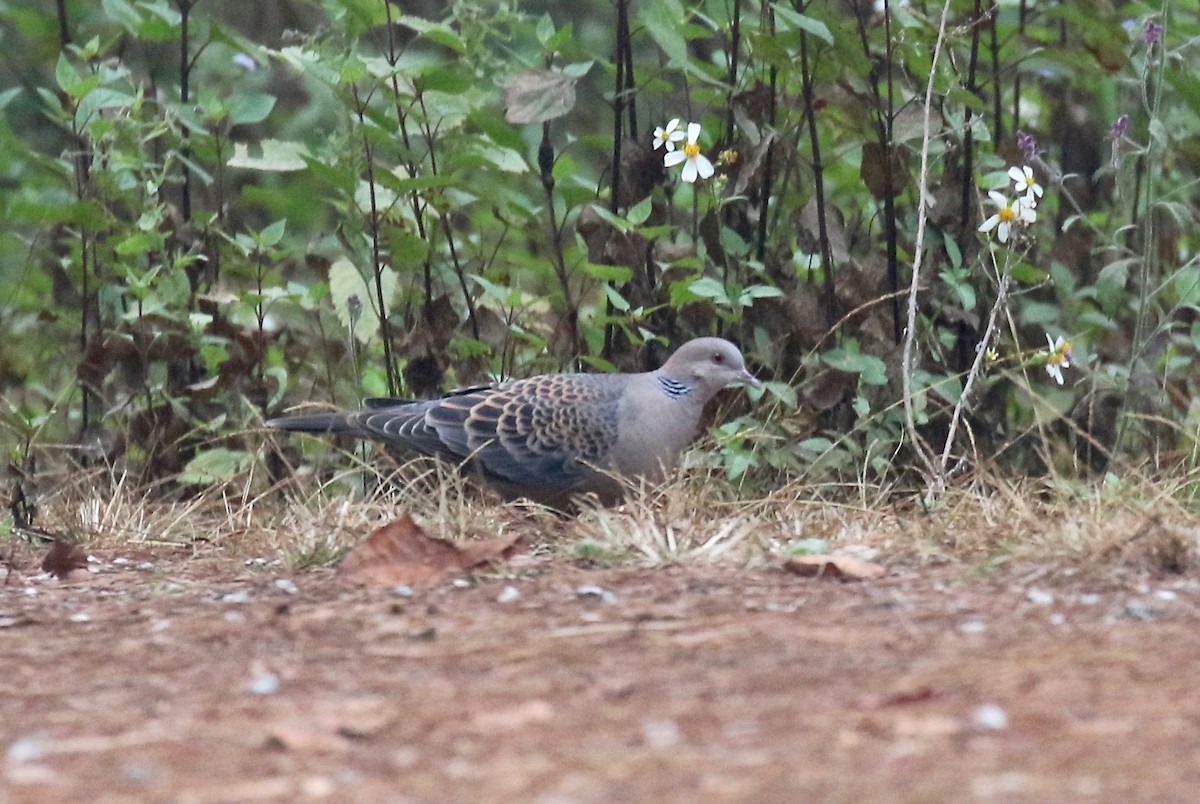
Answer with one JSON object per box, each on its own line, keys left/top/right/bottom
{"left": 137, "top": 561, "right": 155, "bottom": 571}
{"left": 1079, "top": 594, "right": 1101, "bottom": 606}
{"left": 274, "top": 579, "right": 299, "bottom": 595}
{"left": 250, "top": 672, "right": 280, "bottom": 695}
{"left": 121, "top": 762, "right": 161, "bottom": 784}
{"left": 972, "top": 703, "right": 1008, "bottom": 731}
{"left": 223, "top": 611, "right": 246, "bottom": 623}
{"left": 959, "top": 619, "right": 986, "bottom": 634}
{"left": 1026, "top": 588, "right": 1054, "bottom": 606}
{"left": 496, "top": 585, "right": 521, "bottom": 603}
{"left": 1154, "top": 589, "right": 1177, "bottom": 602}
{"left": 393, "top": 585, "right": 415, "bottom": 598}
{"left": 1049, "top": 612, "right": 1066, "bottom": 626}
{"left": 576, "top": 584, "right": 617, "bottom": 604}
{"left": 6, "top": 735, "right": 46, "bottom": 765}
{"left": 642, "top": 719, "right": 682, "bottom": 748}
{"left": 1124, "top": 601, "right": 1159, "bottom": 621}
{"left": 68, "top": 612, "right": 91, "bottom": 623}
{"left": 451, "top": 578, "right": 471, "bottom": 589}
{"left": 111, "top": 557, "right": 131, "bottom": 565}
{"left": 220, "top": 590, "right": 250, "bottom": 604}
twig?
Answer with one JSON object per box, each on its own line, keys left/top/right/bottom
{"left": 902, "top": 0, "right": 955, "bottom": 493}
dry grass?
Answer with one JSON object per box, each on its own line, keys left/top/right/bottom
{"left": 8, "top": 455, "right": 1200, "bottom": 585}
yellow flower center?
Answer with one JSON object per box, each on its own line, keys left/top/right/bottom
{"left": 998, "top": 205, "right": 1017, "bottom": 223}
{"left": 684, "top": 142, "right": 701, "bottom": 159}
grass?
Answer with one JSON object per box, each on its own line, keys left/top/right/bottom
{"left": 7, "top": 453, "right": 1200, "bottom": 587}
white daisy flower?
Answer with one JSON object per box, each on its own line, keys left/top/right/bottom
{"left": 1044, "top": 333, "right": 1072, "bottom": 385}
{"left": 1009, "top": 165, "right": 1043, "bottom": 207}
{"left": 979, "top": 191, "right": 1036, "bottom": 243}
{"left": 652, "top": 118, "right": 685, "bottom": 152}
{"left": 663, "top": 122, "right": 715, "bottom": 183}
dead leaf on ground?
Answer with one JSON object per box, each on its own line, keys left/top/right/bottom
{"left": 337, "top": 514, "right": 522, "bottom": 590}
{"left": 783, "top": 554, "right": 886, "bottom": 581}
{"left": 41, "top": 540, "right": 90, "bottom": 579}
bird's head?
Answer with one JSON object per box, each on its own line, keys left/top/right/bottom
{"left": 659, "top": 337, "right": 762, "bottom": 396}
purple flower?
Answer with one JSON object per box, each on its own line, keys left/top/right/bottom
{"left": 1108, "top": 115, "right": 1129, "bottom": 142}
{"left": 1016, "top": 130, "right": 1043, "bottom": 163}
{"left": 1143, "top": 20, "right": 1164, "bottom": 46}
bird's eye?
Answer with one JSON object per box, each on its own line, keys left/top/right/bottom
{"left": 711, "top": 352, "right": 724, "bottom": 364}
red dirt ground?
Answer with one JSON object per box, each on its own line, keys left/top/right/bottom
{"left": 4, "top": 545, "right": 1200, "bottom": 802}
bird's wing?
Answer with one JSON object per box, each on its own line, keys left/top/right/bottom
{"left": 423, "top": 373, "right": 627, "bottom": 489}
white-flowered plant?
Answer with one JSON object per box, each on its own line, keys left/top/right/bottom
{"left": 978, "top": 190, "right": 1036, "bottom": 243}
{"left": 661, "top": 121, "right": 714, "bottom": 184}
{"left": 653, "top": 118, "right": 685, "bottom": 152}
{"left": 1008, "top": 165, "right": 1043, "bottom": 206}
{"left": 978, "top": 164, "right": 1044, "bottom": 244}
{"left": 1044, "top": 333, "right": 1072, "bottom": 385}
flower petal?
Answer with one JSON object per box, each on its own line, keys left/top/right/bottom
{"left": 681, "top": 159, "right": 698, "bottom": 183}
{"left": 686, "top": 121, "right": 702, "bottom": 144}
{"left": 664, "top": 150, "right": 687, "bottom": 167}
{"left": 695, "top": 155, "right": 715, "bottom": 179}
{"left": 979, "top": 214, "right": 1000, "bottom": 233}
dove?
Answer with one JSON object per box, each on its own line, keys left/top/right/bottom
{"left": 267, "top": 337, "right": 760, "bottom": 505}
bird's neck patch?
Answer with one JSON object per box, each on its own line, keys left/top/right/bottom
{"left": 657, "top": 376, "right": 692, "bottom": 399}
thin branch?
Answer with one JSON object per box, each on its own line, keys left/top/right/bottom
{"left": 902, "top": 0, "right": 955, "bottom": 492}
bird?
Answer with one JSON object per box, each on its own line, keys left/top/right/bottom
{"left": 267, "top": 337, "right": 761, "bottom": 505}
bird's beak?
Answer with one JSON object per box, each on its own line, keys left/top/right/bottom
{"left": 738, "top": 369, "right": 763, "bottom": 390}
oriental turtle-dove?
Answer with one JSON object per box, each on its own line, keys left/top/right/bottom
{"left": 267, "top": 337, "right": 760, "bottom": 504}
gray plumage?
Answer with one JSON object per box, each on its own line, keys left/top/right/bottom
{"left": 267, "top": 337, "right": 760, "bottom": 504}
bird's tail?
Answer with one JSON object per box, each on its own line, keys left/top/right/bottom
{"left": 265, "top": 411, "right": 365, "bottom": 437}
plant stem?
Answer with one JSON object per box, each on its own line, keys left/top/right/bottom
{"left": 903, "top": 0, "right": 955, "bottom": 493}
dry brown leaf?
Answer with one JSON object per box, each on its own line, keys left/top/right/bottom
{"left": 783, "top": 554, "right": 886, "bottom": 581}
{"left": 337, "top": 514, "right": 521, "bottom": 590}
{"left": 504, "top": 69, "right": 582, "bottom": 124}
{"left": 859, "top": 141, "right": 908, "bottom": 200}
{"left": 41, "top": 540, "right": 89, "bottom": 579}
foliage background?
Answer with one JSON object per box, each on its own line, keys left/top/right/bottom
{"left": 1, "top": 0, "right": 1198, "bottom": 513}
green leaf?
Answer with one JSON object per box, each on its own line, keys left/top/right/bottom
{"left": 627, "top": 196, "right": 652, "bottom": 226}
{"left": 228, "top": 93, "right": 276, "bottom": 126}
{"left": 328, "top": 257, "right": 397, "bottom": 343}
{"left": 639, "top": 0, "right": 689, "bottom": 65}
{"left": 772, "top": 5, "right": 834, "bottom": 45}
{"left": 258, "top": 219, "right": 286, "bottom": 247}
{"left": 688, "top": 277, "right": 730, "bottom": 304}
{"left": 0, "top": 86, "right": 22, "bottom": 111}
{"left": 536, "top": 13, "right": 555, "bottom": 45}
{"left": 943, "top": 232, "right": 962, "bottom": 270}
{"left": 738, "top": 284, "right": 783, "bottom": 306}
{"left": 55, "top": 54, "right": 82, "bottom": 96}
{"left": 586, "top": 204, "right": 633, "bottom": 234}
{"left": 227, "top": 140, "right": 311, "bottom": 172}
{"left": 822, "top": 347, "right": 888, "bottom": 385}
{"left": 762, "top": 380, "right": 797, "bottom": 408}
{"left": 584, "top": 263, "right": 634, "bottom": 283}
{"left": 179, "top": 448, "right": 254, "bottom": 485}
{"left": 1010, "top": 262, "right": 1049, "bottom": 285}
